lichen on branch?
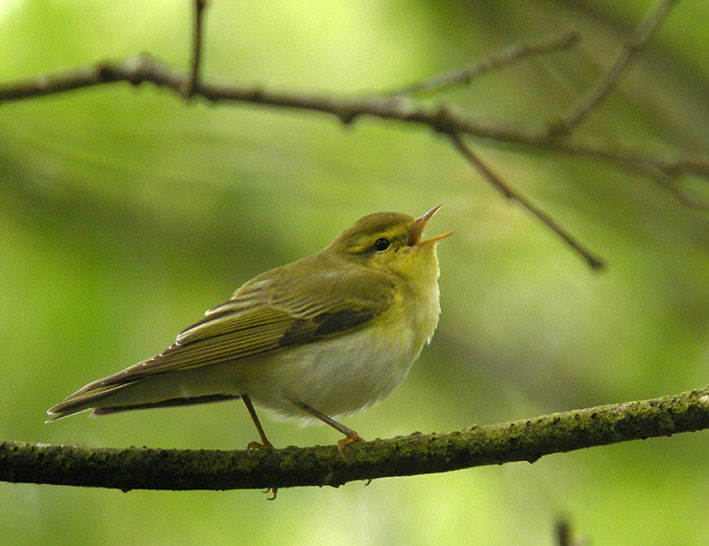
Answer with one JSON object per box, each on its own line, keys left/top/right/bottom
{"left": 1, "top": 386, "right": 706, "bottom": 492}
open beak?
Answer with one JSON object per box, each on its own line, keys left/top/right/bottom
{"left": 407, "top": 204, "right": 454, "bottom": 246}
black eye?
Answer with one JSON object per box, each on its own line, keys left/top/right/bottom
{"left": 373, "top": 238, "right": 391, "bottom": 252}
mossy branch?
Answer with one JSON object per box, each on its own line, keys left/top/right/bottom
{"left": 2, "top": 386, "right": 707, "bottom": 492}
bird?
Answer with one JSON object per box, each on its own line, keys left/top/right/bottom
{"left": 47, "top": 205, "right": 452, "bottom": 452}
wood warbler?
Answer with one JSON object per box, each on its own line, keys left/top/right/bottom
{"left": 47, "top": 205, "right": 452, "bottom": 451}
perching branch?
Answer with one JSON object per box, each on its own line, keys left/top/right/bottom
{"left": 1, "top": 386, "right": 706, "bottom": 492}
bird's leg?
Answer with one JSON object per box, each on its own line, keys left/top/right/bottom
{"left": 241, "top": 394, "right": 278, "bottom": 500}
{"left": 292, "top": 400, "right": 365, "bottom": 455}
{"left": 241, "top": 394, "right": 274, "bottom": 450}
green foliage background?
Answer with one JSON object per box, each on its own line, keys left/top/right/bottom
{"left": 1, "top": 1, "right": 707, "bottom": 544}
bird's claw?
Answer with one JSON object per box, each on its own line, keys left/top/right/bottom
{"left": 265, "top": 487, "right": 278, "bottom": 500}
{"left": 245, "top": 441, "right": 277, "bottom": 499}
{"left": 337, "top": 432, "right": 365, "bottom": 458}
{"left": 247, "top": 440, "right": 274, "bottom": 451}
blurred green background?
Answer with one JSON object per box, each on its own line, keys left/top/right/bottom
{"left": 1, "top": 1, "right": 707, "bottom": 544}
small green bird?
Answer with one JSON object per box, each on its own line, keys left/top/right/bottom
{"left": 47, "top": 206, "right": 452, "bottom": 451}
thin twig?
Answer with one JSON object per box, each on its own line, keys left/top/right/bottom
{"left": 0, "top": 55, "right": 705, "bottom": 181}
{"left": 448, "top": 132, "right": 607, "bottom": 269}
{"left": 183, "top": 0, "right": 208, "bottom": 98}
{"left": 1, "top": 386, "right": 706, "bottom": 491}
{"left": 556, "top": 520, "right": 571, "bottom": 546}
{"left": 638, "top": 162, "right": 709, "bottom": 210}
{"left": 388, "top": 30, "right": 580, "bottom": 96}
{"left": 554, "top": 0, "right": 678, "bottom": 134}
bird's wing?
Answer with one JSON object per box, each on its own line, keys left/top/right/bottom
{"left": 67, "top": 266, "right": 395, "bottom": 396}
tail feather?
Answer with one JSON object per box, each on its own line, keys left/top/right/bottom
{"left": 46, "top": 372, "right": 242, "bottom": 421}
{"left": 91, "top": 394, "right": 240, "bottom": 415}
{"left": 47, "top": 358, "right": 244, "bottom": 421}
{"left": 46, "top": 382, "right": 135, "bottom": 422}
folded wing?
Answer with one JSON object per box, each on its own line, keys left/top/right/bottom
{"left": 48, "top": 265, "right": 394, "bottom": 415}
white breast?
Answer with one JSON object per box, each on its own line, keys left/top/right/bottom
{"left": 243, "top": 278, "right": 441, "bottom": 421}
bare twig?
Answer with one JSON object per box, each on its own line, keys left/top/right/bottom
{"left": 183, "top": 0, "right": 208, "bottom": 98}
{"left": 0, "top": 56, "right": 704, "bottom": 181}
{"left": 388, "top": 30, "right": 580, "bottom": 96}
{"left": 554, "top": 0, "right": 679, "bottom": 134}
{"left": 638, "top": 163, "right": 709, "bottom": 210}
{"left": 0, "top": 5, "right": 705, "bottom": 273}
{"left": 556, "top": 520, "right": 571, "bottom": 546}
{"left": 1, "top": 386, "right": 706, "bottom": 491}
{"left": 448, "top": 132, "right": 606, "bottom": 269}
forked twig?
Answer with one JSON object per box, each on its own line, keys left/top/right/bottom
{"left": 0, "top": 0, "right": 703, "bottom": 268}
{"left": 553, "top": 0, "right": 679, "bottom": 134}
{"left": 0, "top": 58, "right": 703, "bottom": 181}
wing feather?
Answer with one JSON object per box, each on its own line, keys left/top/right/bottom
{"left": 69, "top": 264, "right": 395, "bottom": 397}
